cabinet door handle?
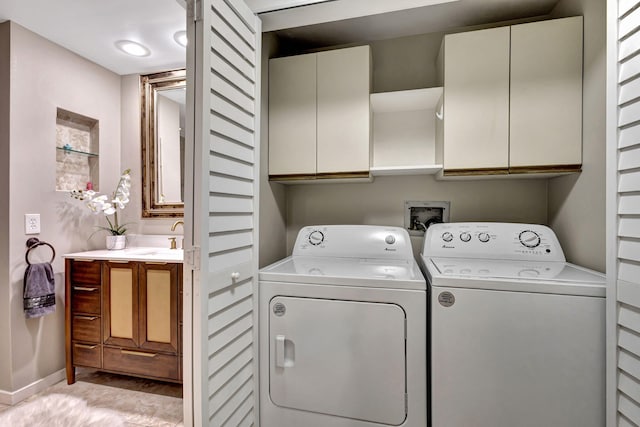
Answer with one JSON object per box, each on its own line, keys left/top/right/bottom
{"left": 74, "top": 315, "right": 98, "bottom": 321}
{"left": 121, "top": 350, "right": 157, "bottom": 358}
{"left": 73, "top": 286, "right": 98, "bottom": 292}
{"left": 74, "top": 344, "right": 97, "bottom": 350}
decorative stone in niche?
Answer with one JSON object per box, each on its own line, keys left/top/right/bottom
{"left": 55, "top": 108, "right": 99, "bottom": 192}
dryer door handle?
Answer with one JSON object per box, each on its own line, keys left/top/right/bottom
{"left": 275, "top": 335, "right": 286, "bottom": 368}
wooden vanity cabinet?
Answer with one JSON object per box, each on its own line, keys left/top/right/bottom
{"left": 65, "top": 258, "right": 182, "bottom": 384}
{"left": 65, "top": 259, "right": 103, "bottom": 383}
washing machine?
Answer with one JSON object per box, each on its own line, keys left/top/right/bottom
{"left": 259, "top": 225, "right": 427, "bottom": 427}
{"left": 421, "top": 222, "right": 605, "bottom": 427}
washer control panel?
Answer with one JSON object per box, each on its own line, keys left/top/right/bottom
{"left": 423, "top": 222, "right": 565, "bottom": 262}
{"left": 293, "top": 225, "right": 414, "bottom": 260}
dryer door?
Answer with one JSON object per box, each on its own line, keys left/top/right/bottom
{"left": 269, "top": 296, "right": 407, "bottom": 425}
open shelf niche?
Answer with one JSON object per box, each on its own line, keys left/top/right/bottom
{"left": 55, "top": 108, "right": 99, "bottom": 192}
{"left": 370, "top": 87, "right": 443, "bottom": 176}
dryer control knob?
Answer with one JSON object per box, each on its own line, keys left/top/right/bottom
{"left": 308, "top": 230, "right": 324, "bottom": 246}
{"left": 385, "top": 235, "right": 396, "bottom": 244}
{"left": 442, "top": 232, "right": 453, "bottom": 242}
{"left": 478, "top": 232, "right": 491, "bottom": 243}
{"left": 460, "top": 232, "right": 471, "bottom": 242}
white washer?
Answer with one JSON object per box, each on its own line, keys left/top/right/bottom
{"left": 259, "top": 225, "right": 427, "bottom": 427}
{"left": 421, "top": 222, "right": 605, "bottom": 427}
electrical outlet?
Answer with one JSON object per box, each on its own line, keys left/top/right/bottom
{"left": 25, "top": 214, "right": 40, "bottom": 235}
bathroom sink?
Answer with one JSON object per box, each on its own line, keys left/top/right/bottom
{"left": 121, "top": 247, "right": 184, "bottom": 261}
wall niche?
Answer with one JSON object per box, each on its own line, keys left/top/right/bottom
{"left": 55, "top": 108, "right": 99, "bottom": 192}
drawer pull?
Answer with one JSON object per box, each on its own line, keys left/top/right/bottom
{"left": 145, "top": 262, "right": 168, "bottom": 265}
{"left": 73, "top": 286, "right": 98, "bottom": 292}
{"left": 73, "top": 259, "right": 96, "bottom": 262}
{"left": 121, "top": 350, "right": 157, "bottom": 358}
{"left": 74, "top": 344, "right": 97, "bottom": 350}
{"left": 109, "top": 260, "right": 130, "bottom": 264}
{"left": 74, "top": 315, "right": 98, "bottom": 321}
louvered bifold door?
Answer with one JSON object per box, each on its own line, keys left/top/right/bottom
{"left": 614, "top": 1, "right": 640, "bottom": 425}
{"left": 187, "top": 0, "right": 261, "bottom": 425}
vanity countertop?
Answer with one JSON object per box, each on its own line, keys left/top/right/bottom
{"left": 64, "top": 247, "right": 183, "bottom": 263}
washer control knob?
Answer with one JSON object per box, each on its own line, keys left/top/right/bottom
{"left": 385, "top": 235, "right": 396, "bottom": 245}
{"left": 442, "top": 232, "right": 454, "bottom": 242}
{"left": 478, "top": 232, "right": 491, "bottom": 243}
{"left": 519, "top": 230, "right": 541, "bottom": 248}
{"left": 308, "top": 230, "right": 325, "bottom": 246}
{"left": 460, "top": 232, "right": 472, "bottom": 242}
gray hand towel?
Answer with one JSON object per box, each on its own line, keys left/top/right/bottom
{"left": 23, "top": 262, "right": 55, "bottom": 318}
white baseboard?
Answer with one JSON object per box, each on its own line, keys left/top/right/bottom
{"left": 0, "top": 369, "right": 66, "bottom": 406}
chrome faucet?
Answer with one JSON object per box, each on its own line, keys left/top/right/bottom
{"left": 170, "top": 220, "right": 184, "bottom": 249}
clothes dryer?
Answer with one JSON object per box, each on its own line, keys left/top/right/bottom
{"left": 259, "top": 225, "right": 427, "bottom": 427}
{"left": 421, "top": 222, "right": 605, "bottom": 427}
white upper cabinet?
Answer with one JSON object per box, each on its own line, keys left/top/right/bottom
{"left": 317, "top": 46, "right": 371, "bottom": 175}
{"left": 442, "top": 26, "right": 510, "bottom": 173}
{"left": 438, "top": 16, "right": 583, "bottom": 177}
{"left": 268, "top": 45, "right": 371, "bottom": 181}
{"left": 268, "top": 53, "right": 317, "bottom": 176}
{"left": 509, "top": 17, "right": 583, "bottom": 171}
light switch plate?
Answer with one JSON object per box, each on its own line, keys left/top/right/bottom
{"left": 25, "top": 214, "right": 40, "bottom": 234}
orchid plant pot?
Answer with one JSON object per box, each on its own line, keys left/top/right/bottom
{"left": 106, "top": 235, "right": 126, "bottom": 250}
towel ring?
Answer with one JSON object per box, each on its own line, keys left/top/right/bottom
{"left": 25, "top": 238, "right": 55, "bottom": 265}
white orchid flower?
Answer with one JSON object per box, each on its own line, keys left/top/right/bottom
{"left": 71, "top": 168, "right": 132, "bottom": 236}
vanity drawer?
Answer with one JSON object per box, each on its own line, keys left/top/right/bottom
{"left": 71, "top": 286, "right": 101, "bottom": 314}
{"left": 72, "top": 342, "right": 102, "bottom": 368}
{"left": 103, "top": 346, "right": 179, "bottom": 380}
{"left": 72, "top": 315, "right": 101, "bottom": 342}
{"left": 70, "top": 260, "right": 101, "bottom": 285}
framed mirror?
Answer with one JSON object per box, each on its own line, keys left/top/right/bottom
{"left": 141, "top": 69, "right": 186, "bottom": 218}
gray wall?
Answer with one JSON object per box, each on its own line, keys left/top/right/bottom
{"left": 547, "top": 0, "right": 606, "bottom": 272}
{"left": 259, "top": 33, "right": 287, "bottom": 268}
{"left": 1, "top": 21, "right": 121, "bottom": 395}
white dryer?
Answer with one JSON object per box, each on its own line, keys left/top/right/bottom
{"left": 259, "top": 225, "right": 427, "bottom": 427}
{"left": 421, "top": 222, "right": 605, "bottom": 427}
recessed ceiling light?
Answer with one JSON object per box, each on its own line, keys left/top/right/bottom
{"left": 115, "top": 40, "right": 150, "bottom": 57}
{"left": 173, "top": 31, "right": 187, "bottom": 47}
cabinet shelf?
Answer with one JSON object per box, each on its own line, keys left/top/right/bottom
{"left": 370, "top": 87, "right": 443, "bottom": 175}
{"left": 57, "top": 146, "right": 99, "bottom": 157}
{"left": 370, "top": 164, "right": 443, "bottom": 176}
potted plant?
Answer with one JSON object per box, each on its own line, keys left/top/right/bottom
{"left": 71, "top": 169, "right": 131, "bottom": 250}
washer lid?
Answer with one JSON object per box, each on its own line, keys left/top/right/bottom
{"left": 260, "top": 256, "right": 426, "bottom": 290}
{"left": 425, "top": 257, "right": 605, "bottom": 296}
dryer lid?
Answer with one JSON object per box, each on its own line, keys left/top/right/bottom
{"left": 260, "top": 256, "right": 426, "bottom": 290}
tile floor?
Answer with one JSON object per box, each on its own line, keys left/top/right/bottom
{"left": 0, "top": 369, "right": 183, "bottom": 426}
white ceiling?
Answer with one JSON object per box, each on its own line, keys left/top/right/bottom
{"left": 0, "top": 0, "right": 560, "bottom": 76}
{"left": 0, "top": 0, "right": 187, "bottom": 76}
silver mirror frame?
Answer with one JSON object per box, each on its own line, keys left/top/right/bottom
{"left": 141, "top": 69, "right": 186, "bottom": 218}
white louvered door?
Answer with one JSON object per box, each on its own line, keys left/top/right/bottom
{"left": 185, "top": 0, "right": 261, "bottom": 425}
{"left": 609, "top": 1, "right": 640, "bottom": 425}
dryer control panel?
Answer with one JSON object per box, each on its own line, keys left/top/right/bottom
{"left": 293, "top": 225, "right": 414, "bottom": 261}
{"left": 422, "top": 222, "right": 565, "bottom": 262}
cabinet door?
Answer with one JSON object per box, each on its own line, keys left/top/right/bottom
{"left": 316, "top": 45, "right": 371, "bottom": 175}
{"left": 509, "top": 17, "right": 583, "bottom": 170}
{"left": 443, "top": 27, "right": 510, "bottom": 173}
{"left": 268, "top": 53, "right": 317, "bottom": 177}
{"left": 139, "top": 262, "right": 179, "bottom": 354}
{"left": 103, "top": 261, "right": 139, "bottom": 348}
